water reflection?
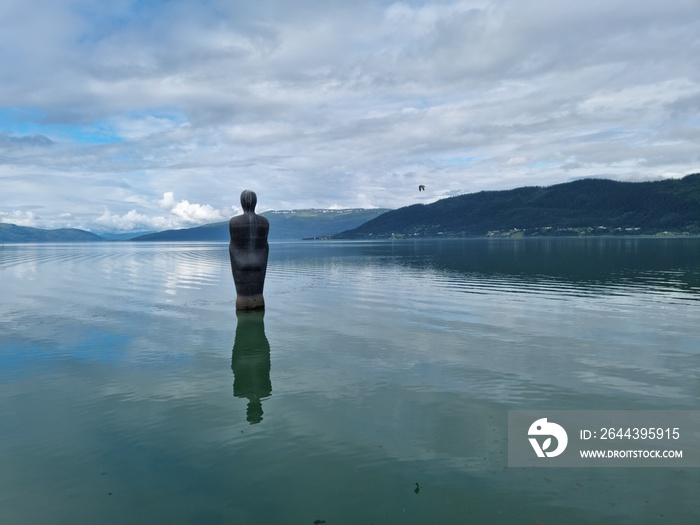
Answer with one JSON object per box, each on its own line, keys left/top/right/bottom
{"left": 392, "top": 237, "right": 700, "bottom": 286}
{"left": 269, "top": 237, "right": 699, "bottom": 282}
{"left": 3, "top": 241, "right": 700, "bottom": 523}
{"left": 231, "top": 310, "right": 272, "bottom": 424}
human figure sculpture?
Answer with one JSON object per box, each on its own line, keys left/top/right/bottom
{"left": 229, "top": 190, "right": 269, "bottom": 310}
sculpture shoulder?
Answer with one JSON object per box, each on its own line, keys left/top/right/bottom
{"left": 230, "top": 213, "right": 268, "bottom": 223}
{"left": 229, "top": 213, "right": 269, "bottom": 230}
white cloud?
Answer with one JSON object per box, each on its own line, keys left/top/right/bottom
{"left": 95, "top": 208, "right": 171, "bottom": 232}
{"left": 94, "top": 192, "right": 238, "bottom": 232}
{"left": 0, "top": 210, "right": 40, "bottom": 227}
{"left": 0, "top": 0, "right": 697, "bottom": 231}
{"left": 158, "top": 191, "right": 236, "bottom": 223}
{"left": 109, "top": 115, "right": 187, "bottom": 140}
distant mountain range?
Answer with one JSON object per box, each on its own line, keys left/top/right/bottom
{"left": 131, "top": 208, "right": 390, "bottom": 241}
{"left": 4, "top": 175, "right": 700, "bottom": 243}
{"left": 331, "top": 173, "right": 700, "bottom": 239}
{"left": 0, "top": 223, "right": 104, "bottom": 243}
{"left": 0, "top": 208, "right": 389, "bottom": 243}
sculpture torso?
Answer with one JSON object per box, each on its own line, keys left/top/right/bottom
{"left": 229, "top": 212, "right": 270, "bottom": 270}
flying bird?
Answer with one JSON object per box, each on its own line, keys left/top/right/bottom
{"left": 418, "top": 185, "right": 425, "bottom": 191}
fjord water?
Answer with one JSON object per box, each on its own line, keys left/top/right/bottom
{"left": 1, "top": 238, "right": 699, "bottom": 524}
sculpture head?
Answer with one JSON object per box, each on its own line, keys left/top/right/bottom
{"left": 240, "top": 190, "right": 257, "bottom": 212}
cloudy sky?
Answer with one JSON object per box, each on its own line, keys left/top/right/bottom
{"left": 1, "top": 0, "right": 698, "bottom": 232}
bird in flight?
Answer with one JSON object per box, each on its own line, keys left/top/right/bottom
{"left": 418, "top": 185, "right": 425, "bottom": 191}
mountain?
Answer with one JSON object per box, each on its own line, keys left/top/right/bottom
{"left": 132, "top": 208, "right": 391, "bottom": 241}
{"left": 332, "top": 174, "right": 700, "bottom": 239}
{"left": 0, "top": 223, "right": 104, "bottom": 243}
{"left": 132, "top": 221, "right": 227, "bottom": 242}
{"left": 98, "top": 231, "right": 156, "bottom": 240}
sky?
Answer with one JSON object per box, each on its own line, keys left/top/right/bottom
{"left": 1, "top": 0, "right": 698, "bottom": 233}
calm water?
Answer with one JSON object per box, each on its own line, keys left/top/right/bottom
{"left": 1, "top": 238, "right": 699, "bottom": 524}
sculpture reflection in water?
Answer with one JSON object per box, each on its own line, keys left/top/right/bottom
{"left": 231, "top": 309, "right": 272, "bottom": 424}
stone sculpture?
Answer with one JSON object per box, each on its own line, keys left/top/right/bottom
{"left": 229, "top": 190, "right": 269, "bottom": 310}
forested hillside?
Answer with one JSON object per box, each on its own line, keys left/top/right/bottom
{"left": 332, "top": 174, "right": 700, "bottom": 238}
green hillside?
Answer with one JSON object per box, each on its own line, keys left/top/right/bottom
{"left": 332, "top": 174, "right": 700, "bottom": 239}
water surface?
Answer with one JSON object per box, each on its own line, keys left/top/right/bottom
{"left": 1, "top": 238, "right": 699, "bottom": 524}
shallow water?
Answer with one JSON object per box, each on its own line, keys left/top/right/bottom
{"left": 1, "top": 238, "right": 699, "bottom": 524}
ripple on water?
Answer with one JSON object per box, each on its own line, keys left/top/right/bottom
{"left": 2, "top": 240, "right": 700, "bottom": 524}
